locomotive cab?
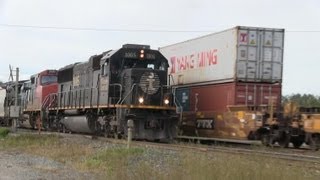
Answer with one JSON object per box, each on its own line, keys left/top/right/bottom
{"left": 24, "top": 70, "right": 58, "bottom": 128}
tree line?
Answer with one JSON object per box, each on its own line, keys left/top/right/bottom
{"left": 282, "top": 94, "right": 320, "bottom": 107}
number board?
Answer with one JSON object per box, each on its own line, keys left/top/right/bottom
{"left": 124, "top": 52, "right": 138, "bottom": 59}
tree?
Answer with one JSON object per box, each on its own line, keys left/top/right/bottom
{"left": 282, "top": 94, "right": 320, "bottom": 107}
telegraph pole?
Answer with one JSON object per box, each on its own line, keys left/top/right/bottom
{"left": 9, "top": 65, "right": 20, "bottom": 131}
{"left": 14, "top": 67, "right": 19, "bottom": 106}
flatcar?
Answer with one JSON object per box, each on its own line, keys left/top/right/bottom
{"left": 22, "top": 44, "right": 178, "bottom": 141}
{"left": 258, "top": 103, "right": 320, "bottom": 150}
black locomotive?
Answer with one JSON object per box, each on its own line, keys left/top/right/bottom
{"left": 21, "top": 44, "right": 178, "bottom": 141}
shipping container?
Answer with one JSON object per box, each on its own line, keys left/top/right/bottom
{"left": 176, "top": 82, "right": 281, "bottom": 113}
{"left": 175, "top": 87, "right": 190, "bottom": 111}
{"left": 160, "top": 26, "right": 284, "bottom": 86}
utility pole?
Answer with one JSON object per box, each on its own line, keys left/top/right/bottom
{"left": 15, "top": 67, "right": 19, "bottom": 106}
{"left": 8, "top": 65, "right": 19, "bottom": 105}
{"left": 9, "top": 65, "right": 20, "bottom": 131}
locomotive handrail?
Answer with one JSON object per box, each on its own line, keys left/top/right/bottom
{"left": 56, "top": 85, "right": 123, "bottom": 108}
{"left": 57, "top": 87, "right": 98, "bottom": 109}
{"left": 109, "top": 83, "right": 123, "bottom": 105}
{"left": 172, "top": 86, "right": 183, "bottom": 122}
{"left": 119, "top": 83, "right": 136, "bottom": 105}
{"left": 168, "top": 74, "right": 175, "bottom": 87}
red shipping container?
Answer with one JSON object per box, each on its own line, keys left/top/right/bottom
{"left": 188, "top": 82, "right": 282, "bottom": 113}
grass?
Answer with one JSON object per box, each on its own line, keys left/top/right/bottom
{"left": 0, "top": 127, "right": 10, "bottom": 138}
{"left": 82, "top": 147, "right": 144, "bottom": 178}
{"left": 170, "top": 152, "right": 315, "bottom": 180}
{"left": 0, "top": 134, "right": 319, "bottom": 180}
{"left": 0, "top": 133, "right": 59, "bottom": 149}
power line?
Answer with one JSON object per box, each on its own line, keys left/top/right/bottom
{"left": 0, "top": 24, "right": 213, "bottom": 33}
{"left": 1, "top": 23, "right": 320, "bottom": 33}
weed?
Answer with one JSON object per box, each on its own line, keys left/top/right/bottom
{"left": 0, "top": 128, "right": 10, "bottom": 138}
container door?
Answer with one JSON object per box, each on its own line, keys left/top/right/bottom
{"left": 235, "top": 83, "right": 257, "bottom": 106}
{"left": 237, "top": 29, "right": 259, "bottom": 81}
{"left": 236, "top": 27, "right": 284, "bottom": 83}
{"left": 260, "top": 31, "right": 284, "bottom": 82}
{"left": 175, "top": 87, "right": 190, "bottom": 112}
{"left": 258, "top": 84, "right": 281, "bottom": 108}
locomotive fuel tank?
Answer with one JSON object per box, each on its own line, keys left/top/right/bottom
{"left": 61, "top": 115, "right": 97, "bottom": 133}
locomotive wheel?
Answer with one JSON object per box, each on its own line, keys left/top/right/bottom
{"left": 29, "top": 115, "right": 36, "bottom": 129}
{"left": 278, "top": 132, "right": 290, "bottom": 148}
{"left": 103, "top": 125, "right": 111, "bottom": 138}
{"left": 114, "top": 132, "right": 119, "bottom": 139}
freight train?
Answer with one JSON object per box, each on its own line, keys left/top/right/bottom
{"left": 0, "top": 44, "right": 178, "bottom": 141}
{"left": 160, "top": 26, "right": 320, "bottom": 150}
{"left": 1, "top": 26, "right": 319, "bottom": 150}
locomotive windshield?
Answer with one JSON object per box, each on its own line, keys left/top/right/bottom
{"left": 123, "top": 59, "right": 167, "bottom": 70}
{"left": 41, "top": 75, "right": 57, "bottom": 85}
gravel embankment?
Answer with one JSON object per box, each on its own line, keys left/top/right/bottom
{"left": 0, "top": 132, "right": 181, "bottom": 179}
{"left": 0, "top": 151, "right": 93, "bottom": 180}
{"left": 1, "top": 131, "right": 319, "bottom": 179}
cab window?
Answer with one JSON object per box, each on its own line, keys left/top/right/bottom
{"left": 41, "top": 75, "right": 57, "bottom": 85}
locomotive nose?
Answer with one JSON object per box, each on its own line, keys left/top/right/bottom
{"left": 148, "top": 118, "right": 161, "bottom": 129}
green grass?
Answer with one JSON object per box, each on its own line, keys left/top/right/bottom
{"left": 83, "top": 147, "right": 144, "bottom": 176}
{"left": 169, "top": 151, "right": 316, "bottom": 180}
{"left": 0, "top": 134, "right": 319, "bottom": 180}
{"left": 0, "top": 128, "right": 10, "bottom": 138}
{"left": 0, "top": 134, "right": 59, "bottom": 149}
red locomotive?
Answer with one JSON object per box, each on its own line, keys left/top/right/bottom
{"left": 24, "top": 70, "right": 58, "bottom": 128}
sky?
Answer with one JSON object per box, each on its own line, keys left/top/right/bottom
{"left": 0, "top": 0, "right": 319, "bottom": 95}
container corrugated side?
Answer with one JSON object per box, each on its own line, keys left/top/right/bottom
{"left": 160, "top": 26, "right": 284, "bottom": 86}
{"left": 187, "top": 82, "right": 282, "bottom": 113}
{"left": 160, "top": 28, "right": 237, "bottom": 86}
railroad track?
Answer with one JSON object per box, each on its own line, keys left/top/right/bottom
{"left": 8, "top": 127, "right": 320, "bottom": 164}
{"left": 127, "top": 141, "right": 320, "bottom": 164}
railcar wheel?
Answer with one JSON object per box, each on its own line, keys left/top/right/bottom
{"left": 261, "top": 134, "right": 271, "bottom": 146}
{"left": 278, "top": 132, "right": 290, "bottom": 148}
{"left": 309, "top": 135, "right": 320, "bottom": 151}
{"left": 291, "top": 138, "right": 304, "bottom": 149}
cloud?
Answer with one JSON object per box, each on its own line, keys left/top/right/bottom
{"left": 0, "top": 0, "right": 320, "bottom": 95}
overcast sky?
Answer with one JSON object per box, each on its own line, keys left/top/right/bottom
{"left": 0, "top": 0, "right": 319, "bottom": 95}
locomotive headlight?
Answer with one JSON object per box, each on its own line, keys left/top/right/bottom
{"left": 138, "top": 97, "right": 144, "bottom": 104}
{"left": 140, "top": 49, "right": 145, "bottom": 59}
{"left": 164, "top": 99, "right": 170, "bottom": 105}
